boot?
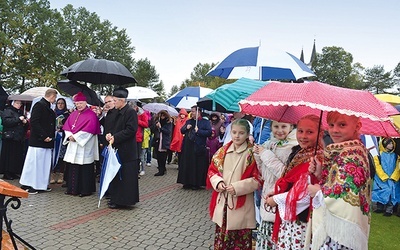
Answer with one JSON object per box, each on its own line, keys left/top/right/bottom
{"left": 57, "top": 173, "right": 64, "bottom": 184}
{"left": 50, "top": 173, "right": 56, "bottom": 184}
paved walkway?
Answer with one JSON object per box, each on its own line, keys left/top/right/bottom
{"left": 3, "top": 160, "right": 215, "bottom": 249}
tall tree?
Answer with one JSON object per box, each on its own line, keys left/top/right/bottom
{"left": 311, "top": 46, "right": 355, "bottom": 88}
{"left": 184, "top": 62, "right": 229, "bottom": 90}
{"left": 0, "top": 0, "right": 63, "bottom": 92}
{"left": 363, "top": 65, "right": 394, "bottom": 94}
{"left": 169, "top": 85, "right": 179, "bottom": 97}
{"left": 132, "top": 57, "right": 159, "bottom": 88}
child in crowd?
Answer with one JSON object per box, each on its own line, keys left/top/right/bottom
{"left": 264, "top": 115, "right": 323, "bottom": 249}
{"left": 308, "top": 111, "right": 371, "bottom": 250}
{"left": 253, "top": 121, "right": 297, "bottom": 250}
{"left": 372, "top": 137, "right": 400, "bottom": 216}
{"left": 207, "top": 119, "right": 262, "bottom": 250}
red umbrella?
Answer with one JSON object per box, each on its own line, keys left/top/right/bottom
{"left": 239, "top": 81, "right": 400, "bottom": 137}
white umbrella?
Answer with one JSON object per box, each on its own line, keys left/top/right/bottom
{"left": 142, "top": 103, "right": 179, "bottom": 116}
{"left": 21, "top": 86, "right": 59, "bottom": 97}
{"left": 126, "top": 86, "right": 159, "bottom": 100}
{"left": 98, "top": 144, "right": 121, "bottom": 208}
{"left": 166, "top": 86, "right": 213, "bottom": 109}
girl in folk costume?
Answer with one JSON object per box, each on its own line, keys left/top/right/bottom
{"left": 254, "top": 121, "right": 298, "bottom": 250}
{"left": 265, "top": 115, "right": 324, "bottom": 249}
{"left": 308, "top": 112, "right": 371, "bottom": 250}
{"left": 372, "top": 137, "right": 400, "bottom": 216}
{"left": 63, "top": 92, "right": 101, "bottom": 197}
{"left": 207, "top": 119, "right": 262, "bottom": 250}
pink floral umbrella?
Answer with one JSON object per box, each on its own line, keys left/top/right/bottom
{"left": 239, "top": 81, "right": 400, "bottom": 137}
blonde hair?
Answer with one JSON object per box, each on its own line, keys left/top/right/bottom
{"left": 45, "top": 88, "right": 58, "bottom": 97}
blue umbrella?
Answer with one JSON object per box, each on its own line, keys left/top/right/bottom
{"left": 166, "top": 86, "right": 213, "bottom": 109}
{"left": 98, "top": 144, "right": 121, "bottom": 208}
{"left": 207, "top": 46, "right": 315, "bottom": 81}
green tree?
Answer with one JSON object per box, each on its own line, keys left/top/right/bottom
{"left": 0, "top": 0, "right": 64, "bottom": 92}
{"left": 363, "top": 65, "right": 394, "bottom": 94}
{"left": 393, "top": 62, "right": 400, "bottom": 86}
{"left": 169, "top": 85, "right": 179, "bottom": 97}
{"left": 183, "top": 62, "right": 230, "bottom": 90}
{"left": 132, "top": 58, "right": 159, "bottom": 87}
{"left": 152, "top": 80, "right": 166, "bottom": 102}
{"left": 311, "top": 46, "right": 355, "bottom": 88}
{"left": 59, "top": 4, "right": 135, "bottom": 95}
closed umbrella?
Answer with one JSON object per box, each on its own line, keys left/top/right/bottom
{"left": 98, "top": 144, "right": 121, "bottom": 208}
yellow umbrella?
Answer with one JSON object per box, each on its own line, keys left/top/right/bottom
{"left": 375, "top": 94, "right": 400, "bottom": 130}
{"left": 375, "top": 93, "right": 400, "bottom": 105}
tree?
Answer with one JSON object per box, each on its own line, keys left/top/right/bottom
{"left": 59, "top": 4, "right": 135, "bottom": 95}
{"left": 169, "top": 85, "right": 179, "bottom": 97}
{"left": 393, "top": 62, "right": 400, "bottom": 86}
{"left": 132, "top": 58, "right": 159, "bottom": 88}
{"left": 183, "top": 62, "right": 230, "bottom": 90}
{"left": 311, "top": 46, "right": 355, "bottom": 88}
{"left": 152, "top": 80, "right": 166, "bottom": 102}
{"left": 363, "top": 65, "right": 394, "bottom": 94}
{"left": 0, "top": 0, "right": 64, "bottom": 92}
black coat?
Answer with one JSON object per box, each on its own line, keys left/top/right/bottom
{"left": 104, "top": 104, "right": 138, "bottom": 163}
{"left": 150, "top": 118, "right": 172, "bottom": 150}
{"left": 29, "top": 98, "right": 56, "bottom": 148}
{"left": 1, "top": 105, "right": 28, "bottom": 142}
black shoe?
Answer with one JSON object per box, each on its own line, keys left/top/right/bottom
{"left": 183, "top": 185, "right": 191, "bottom": 189}
{"left": 383, "top": 212, "right": 393, "bottom": 217}
{"left": 154, "top": 172, "right": 164, "bottom": 176}
{"left": 79, "top": 193, "right": 91, "bottom": 197}
{"left": 3, "top": 174, "right": 14, "bottom": 180}
{"left": 26, "top": 188, "right": 38, "bottom": 195}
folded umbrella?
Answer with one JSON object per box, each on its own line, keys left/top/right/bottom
{"left": 98, "top": 144, "right": 121, "bottom": 208}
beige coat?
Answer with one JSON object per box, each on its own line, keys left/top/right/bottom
{"left": 209, "top": 142, "right": 260, "bottom": 230}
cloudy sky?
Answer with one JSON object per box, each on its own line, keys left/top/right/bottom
{"left": 49, "top": 0, "right": 400, "bottom": 92}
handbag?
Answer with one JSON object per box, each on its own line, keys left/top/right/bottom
{"left": 3, "top": 130, "right": 14, "bottom": 139}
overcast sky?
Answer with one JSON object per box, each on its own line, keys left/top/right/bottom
{"left": 49, "top": 0, "right": 400, "bottom": 92}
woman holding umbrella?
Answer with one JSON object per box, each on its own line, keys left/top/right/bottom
{"left": 151, "top": 110, "right": 172, "bottom": 176}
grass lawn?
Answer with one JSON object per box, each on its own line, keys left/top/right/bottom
{"left": 369, "top": 211, "right": 400, "bottom": 249}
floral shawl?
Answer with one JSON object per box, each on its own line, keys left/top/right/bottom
{"left": 206, "top": 140, "right": 262, "bottom": 218}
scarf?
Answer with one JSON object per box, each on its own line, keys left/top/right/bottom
{"left": 320, "top": 139, "right": 370, "bottom": 215}
{"left": 206, "top": 140, "right": 261, "bottom": 218}
{"left": 272, "top": 146, "right": 323, "bottom": 242}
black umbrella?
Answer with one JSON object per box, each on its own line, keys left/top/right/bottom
{"left": 60, "top": 58, "right": 137, "bottom": 85}
{"left": 57, "top": 80, "right": 104, "bottom": 107}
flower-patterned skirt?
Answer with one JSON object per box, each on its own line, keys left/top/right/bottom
{"left": 318, "top": 236, "right": 352, "bottom": 250}
{"left": 256, "top": 220, "right": 276, "bottom": 249}
{"left": 277, "top": 220, "right": 307, "bottom": 250}
{"left": 214, "top": 204, "right": 252, "bottom": 250}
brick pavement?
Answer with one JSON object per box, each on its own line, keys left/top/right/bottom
{"left": 3, "top": 160, "right": 215, "bottom": 250}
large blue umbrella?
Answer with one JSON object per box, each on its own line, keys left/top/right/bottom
{"left": 207, "top": 46, "right": 315, "bottom": 81}
{"left": 166, "top": 86, "right": 213, "bottom": 109}
{"left": 197, "top": 78, "right": 268, "bottom": 112}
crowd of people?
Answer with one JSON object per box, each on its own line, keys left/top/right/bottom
{"left": 0, "top": 87, "right": 397, "bottom": 249}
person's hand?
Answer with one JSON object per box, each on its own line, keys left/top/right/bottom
{"left": 156, "top": 121, "right": 161, "bottom": 128}
{"left": 253, "top": 144, "right": 264, "bottom": 154}
{"left": 217, "top": 181, "right": 226, "bottom": 192}
{"left": 187, "top": 124, "right": 192, "bottom": 129}
{"left": 44, "top": 137, "right": 52, "bottom": 142}
{"left": 68, "top": 136, "right": 75, "bottom": 142}
{"left": 309, "top": 156, "right": 322, "bottom": 179}
{"left": 266, "top": 196, "right": 277, "bottom": 207}
{"left": 225, "top": 184, "right": 236, "bottom": 196}
{"left": 248, "top": 135, "right": 255, "bottom": 144}
{"left": 105, "top": 133, "right": 112, "bottom": 141}
{"left": 194, "top": 126, "right": 198, "bottom": 133}
{"left": 307, "top": 184, "right": 321, "bottom": 197}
